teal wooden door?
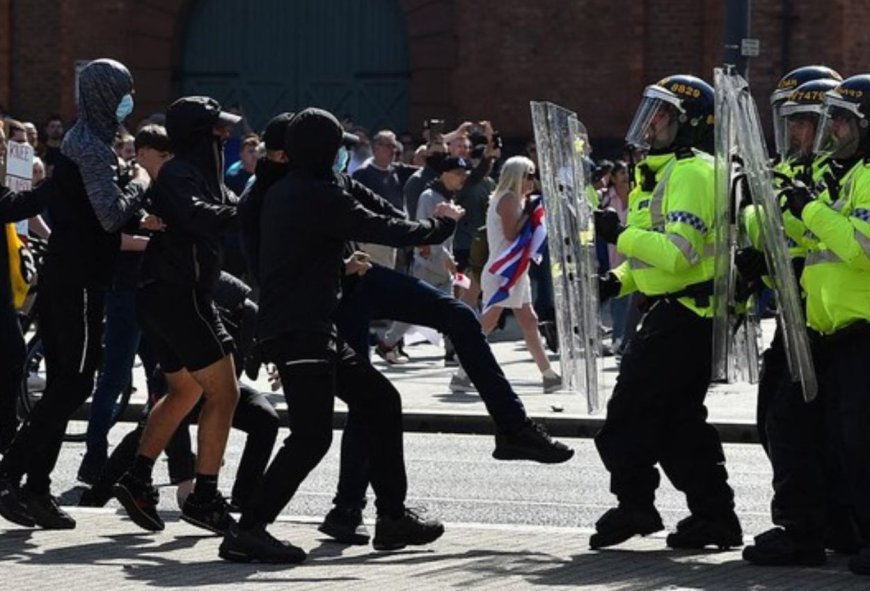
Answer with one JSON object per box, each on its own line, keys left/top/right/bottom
{"left": 181, "top": 0, "right": 410, "bottom": 133}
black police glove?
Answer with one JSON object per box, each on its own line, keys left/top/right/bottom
{"left": 780, "top": 180, "right": 816, "bottom": 219}
{"left": 734, "top": 247, "right": 768, "bottom": 282}
{"left": 598, "top": 272, "right": 621, "bottom": 303}
{"left": 594, "top": 208, "right": 626, "bottom": 244}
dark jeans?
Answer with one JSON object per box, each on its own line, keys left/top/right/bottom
{"left": 97, "top": 382, "right": 278, "bottom": 507}
{"left": 594, "top": 299, "right": 735, "bottom": 518}
{"left": 0, "top": 282, "right": 104, "bottom": 493}
{"left": 85, "top": 289, "right": 140, "bottom": 460}
{"left": 331, "top": 264, "right": 528, "bottom": 509}
{"left": 241, "top": 331, "right": 407, "bottom": 526}
{"left": 0, "top": 299, "right": 25, "bottom": 450}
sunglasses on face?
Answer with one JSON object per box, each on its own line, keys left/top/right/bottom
{"left": 526, "top": 172, "right": 537, "bottom": 180}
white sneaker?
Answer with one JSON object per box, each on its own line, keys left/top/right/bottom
{"left": 449, "top": 373, "right": 476, "bottom": 393}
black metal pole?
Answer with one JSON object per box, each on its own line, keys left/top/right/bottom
{"left": 724, "top": 0, "right": 751, "bottom": 79}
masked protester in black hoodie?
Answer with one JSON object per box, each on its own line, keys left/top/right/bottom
{"left": 220, "top": 108, "right": 462, "bottom": 564}
{"left": 113, "top": 96, "right": 242, "bottom": 535}
{"left": 0, "top": 58, "right": 153, "bottom": 530}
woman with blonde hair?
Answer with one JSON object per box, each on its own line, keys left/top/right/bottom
{"left": 452, "top": 156, "right": 561, "bottom": 394}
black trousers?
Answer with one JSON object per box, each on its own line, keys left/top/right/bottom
{"left": 241, "top": 331, "right": 407, "bottom": 526}
{"left": 0, "top": 282, "right": 104, "bottom": 493}
{"left": 594, "top": 299, "right": 735, "bottom": 518}
{"left": 331, "top": 264, "right": 527, "bottom": 509}
{"left": 0, "top": 298, "right": 25, "bottom": 450}
{"left": 97, "top": 382, "right": 278, "bottom": 507}
{"left": 817, "top": 324, "right": 870, "bottom": 546}
{"left": 755, "top": 325, "right": 830, "bottom": 538}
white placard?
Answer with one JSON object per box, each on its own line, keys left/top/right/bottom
{"left": 5, "top": 140, "right": 34, "bottom": 235}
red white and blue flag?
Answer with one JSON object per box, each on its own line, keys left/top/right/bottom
{"left": 484, "top": 196, "right": 547, "bottom": 311}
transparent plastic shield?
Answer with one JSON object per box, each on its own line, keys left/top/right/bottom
{"left": 712, "top": 67, "right": 762, "bottom": 384}
{"left": 718, "top": 69, "right": 818, "bottom": 401}
{"left": 530, "top": 101, "right": 603, "bottom": 413}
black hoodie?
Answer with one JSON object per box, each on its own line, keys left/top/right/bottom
{"left": 141, "top": 98, "right": 238, "bottom": 292}
{"left": 256, "top": 108, "right": 457, "bottom": 340}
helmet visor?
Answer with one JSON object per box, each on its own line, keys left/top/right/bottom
{"left": 783, "top": 112, "right": 820, "bottom": 160}
{"left": 771, "top": 101, "right": 787, "bottom": 156}
{"left": 813, "top": 96, "right": 863, "bottom": 158}
{"left": 625, "top": 85, "right": 682, "bottom": 151}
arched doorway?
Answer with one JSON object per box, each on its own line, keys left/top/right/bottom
{"left": 180, "top": 0, "right": 411, "bottom": 133}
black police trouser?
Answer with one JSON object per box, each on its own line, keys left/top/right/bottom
{"left": 98, "top": 382, "right": 278, "bottom": 507}
{"left": 755, "top": 324, "right": 829, "bottom": 539}
{"left": 0, "top": 282, "right": 104, "bottom": 494}
{"left": 594, "top": 299, "right": 735, "bottom": 518}
{"left": 817, "top": 324, "right": 870, "bottom": 546}
{"left": 331, "top": 264, "right": 527, "bottom": 509}
{"left": 240, "top": 332, "right": 407, "bottom": 526}
{"left": 0, "top": 298, "right": 25, "bottom": 449}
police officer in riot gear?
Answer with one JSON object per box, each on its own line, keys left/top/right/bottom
{"left": 591, "top": 75, "right": 742, "bottom": 551}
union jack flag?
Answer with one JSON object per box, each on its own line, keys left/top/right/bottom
{"left": 484, "top": 196, "right": 547, "bottom": 311}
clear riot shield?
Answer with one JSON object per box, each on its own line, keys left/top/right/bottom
{"left": 716, "top": 68, "right": 818, "bottom": 401}
{"left": 712, "top": 67, "right": 763, "bottom": 384}
{"left": 530, "top": 101, "right": 603, "bottom": 413}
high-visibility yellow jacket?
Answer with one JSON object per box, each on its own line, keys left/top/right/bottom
{"left": 610, "top": 150, "right": 715, "bottom": 317}
{"left": 801, "top": 158, "right": 870, "bottom": 334}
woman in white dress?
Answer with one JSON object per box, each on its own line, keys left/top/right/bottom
{"left": 479, "top": 156, "right": 561, "bottom": 393}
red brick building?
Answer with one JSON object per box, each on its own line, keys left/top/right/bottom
{"left": 2, "top": 0, "right": 869, "bottom": 151}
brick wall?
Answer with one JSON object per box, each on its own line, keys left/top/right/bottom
{"left": 3, "top": 0, "right": 869, "bottom": 153}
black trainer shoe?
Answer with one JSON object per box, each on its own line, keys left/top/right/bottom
{"left": 318, "top": 505, "right": 370, "bottom": 545}
{"left": 78, "top": 485, "right": 112, "bottom": 508}
{"left": 742, "top": 527, "right": 825, "bottom": 566}
{"left": 22, "top": 491, "right": 76, "bottom": 529}
{"left": 589, "top": 505, "right": 664, "bottom": 550}
{"left": 849, "top": 547, "right": 870, "bottom": 575}
{"left": 112, "top": 472, "right": 164, "bottom": 532}
{"left": 0, "top": 478, "right": 35, "bottom": 527}
{"left": 666, "top": 512, "right": 743, "bottom": 550}
{"left": 492, "top": 420, "right": 574, "bottom": 464}
{"left": 180, "top": 491, "right": 237, "bottom": 535}
{"left": 219, "top": 523, "right": 307, "bottom": 564}
{"left": 76, "top": 452, "right": 105, "bottom": 486}
{"left": 373, "top": 508, "right": 444, "bottom": 551}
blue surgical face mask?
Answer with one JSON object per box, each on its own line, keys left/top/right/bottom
{"left": 334, "top": 146, "right": 349, "bottom": 174}
{"left": 116, "top": 94, "right": 134, "bottom": 122}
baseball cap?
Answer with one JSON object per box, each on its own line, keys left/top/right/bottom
{"left": 439, "top": 156, "right": 473, "bottom": 174}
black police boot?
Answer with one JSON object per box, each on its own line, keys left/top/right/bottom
{"left": 180, "top": 491, "right": 237, "bottom": 535}
{"left": 492, "top": 420, "right": 574, "bottom": 464}
{"left": 219, "top": 523, "right": 307, "bottom": 564}
{"left": 849, "top": 547, "right": 870, "bottom": 575}
{"left": 666, "top": 512, "right": 743, "bottom": 550}
{"left": 742, "top": 527, "right": 825, "bottom": 566}
{"left": 372, "top": 508, "right": 444, "bottom": 551}
{"left": 22, "top": 491, "right": 76, "bottom": 529}
{"left": 589, "top": 505, "right": 664, "bottom": 550}
{"left": 318, "top": 505, "right": 370, "bottom": 545}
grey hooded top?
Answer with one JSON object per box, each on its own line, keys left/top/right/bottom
{"left": 61, "top": 58, "right": 144, "bottom": 232}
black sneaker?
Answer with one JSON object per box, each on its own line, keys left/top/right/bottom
{"left": 589, "top": 505, "right": 664, "bottom": 550}
{"left": 849, "top": 547, "right": 870, "bottom": 575}
{"left": 666, "top": 512, "right": 743, "bottom": 550}
{"left": 78, "top": 485, "right": 112, "bottom": 508}
{"left": 318, "top": 505, "right": 370, "bottom": 545}
{"left": 219, "top": 523, "right": 307, "bottom": 564}
{"left": 0, "top": 478, "right": 35, "bottom": 527}
{"left": 492, "top": 420, "right": 574, "bottom": 464}
{"left": 76, "top": 452, "right": 105, "bottom": 486}
{"left": 180, "top": 491, "right": 237, "bottom": 535}
{"left": 22, "top": 491, "right": 76, "bottom": 529}
{"left": 112, "top": 472, "right": 164, "bottom": 532}
{"left": 372, "top": 508, "right": 444, "bottom": 551}
{"left": 742, "top": 527, "right": 825, "bottom": 566}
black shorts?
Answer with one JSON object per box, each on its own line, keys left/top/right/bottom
{"left": 136, "top": 282, "right": 234, "bottom": 373}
